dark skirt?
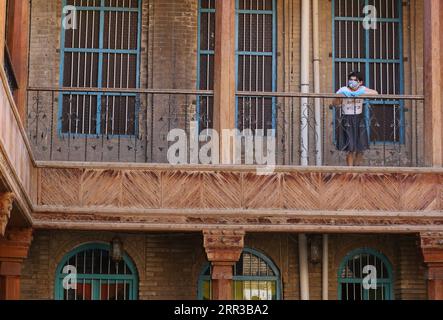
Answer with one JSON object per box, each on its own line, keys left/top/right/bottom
{"left": 336, "top": 114, "right": 369, "bottom": 153}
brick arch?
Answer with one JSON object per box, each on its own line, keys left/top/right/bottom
{"left": 329, "top": 235, "right": 398, "bottom": 300}
{"left": 51, "top": 234, "right": 145, "bottom": 282}
{"left": 332, "top": 235, "right": 397, "bottom": 273}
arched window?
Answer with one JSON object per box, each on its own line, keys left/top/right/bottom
{"left": 55, "top": 243, "right": 138, "bottom": 300}
{"left": 198, "top": 248, "right": 281, "bottom": 300}
{"left": 338, "top": 248, "right": 394, "bottom": 300}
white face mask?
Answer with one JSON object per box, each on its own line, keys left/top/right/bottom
{"left": 348, "top": 80, "right": 360, "bottom": 90}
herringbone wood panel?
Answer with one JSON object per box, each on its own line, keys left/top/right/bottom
{"left": 82, "top": 170, "right": 122, "bottom": 207}
{"left": 283, "top": 173, "right": 321, "bottom": 210}
{"left": 40, "top": 168, "right": 83, "bottom": 206}
{"left": 243, "top": 173, "right": 282, "bottom": 209}
{"left": 38, "top": 168, "right": 442, "bottom": 213}
{"left": 162, "top": 171, "right": 203, "bottom": 208}
{"left": 360, "top": 173, "right": 400, "bottom": 211}
{"left": 321, "top": 173, "right": 364, "bottom": 210}
{"left": 122, "top": 171, "right": 161, "bottom": 208}
{"left": 202, "top": 172, "right": 242, "bottom": 209}
{"left": 400, "top": 174, "right": 440, "bottom": 211}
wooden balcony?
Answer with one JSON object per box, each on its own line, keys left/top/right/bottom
{"left": 0, "top": 0, "right": 442, "bottom": 238}
{"left": 1, "top": 81, "right": 443, "bottom": 233}
{"left": 32, "top": 162, "right": 442, "bottom": 233}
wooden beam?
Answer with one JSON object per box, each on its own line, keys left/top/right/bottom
{"left": 0, "top": 0, "right": 6, "bottom": 64}
{"left": 424, "top": 0, "right": 443, "bottom": 167}
{"left": 213, "top": 0, "right": 236, "bottom": 164}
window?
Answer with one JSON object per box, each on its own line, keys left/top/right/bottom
{"left": 197, "top": 0, "right": 216, "bottom": 131}
{"left": 4, "top": 0, "right": 18, "bottom": 92}
{"left": 59, "top": 0, "right": 142, "bottom": 136}
{"left": 236, "top": 0, "right": 276, "bottom": 133}
{"left": 55, "top": 243, "right": 138, "bottom": 300}
{"left": 338, "top": 248, "right": 393, "bottom": 300}
{"left": 197, "top": 0, "right": 277, "bottom": 133}
{"left": 198, "top": 248, "right": 281, "bottom": 300}
{"left": 333, "top": 0, "right": 404, "bottom": 143}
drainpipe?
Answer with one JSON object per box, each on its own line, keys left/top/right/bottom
{"left": 300, "top": 0, "right": 310, "bottom": 166}
{"left": 312, "top": 0, "right": 328, "bottom": 301}
{"left": 322, "top": 234, "right": 329, "bottom": 300}
{"left": 312, "top": 0, "right": 322, "bottom": 166}
{"left": 299, "top": 0, "right": 311, "bottom": 301}
{"left": 298, "top": 234, "right": 310, "bottom": 300}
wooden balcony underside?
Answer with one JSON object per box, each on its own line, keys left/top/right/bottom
{"left": 33, "top": 162, "right": 443, "bottom": 233}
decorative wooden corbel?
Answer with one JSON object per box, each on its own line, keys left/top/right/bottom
{"left": 420, "top": 232, "right": 443, "bottom": 300}
{"left": 203, "top": 230, "right": 245, "bottom": 300}
{"left": 203, "top": 229, "right": 245, "bottom": 264}
{"left": 0, "top": 193, "right": 14, "bottom": 237}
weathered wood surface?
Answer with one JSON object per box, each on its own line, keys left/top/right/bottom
{"left": 0, "top": 69, "right": 35, "bottom": 225}
{"left": 33, "top": 164, "right": 443, "bottom": 233}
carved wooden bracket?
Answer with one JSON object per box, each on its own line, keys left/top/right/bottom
{"left": 420, "top": 232, "right": 443, "bottom": 299}
{"left": 420, "top": 232, "right": 443, "bottom": 279}
{"left": 0, "top": 193, "right": 14, "bottom": 237}
{"left": 203, "top": 229, "right": 245, "bottom": 264}
{"left": 0, "top": 228, "right": 33, "bottom": 263}
{"left": 421, "top": 232, "right": 443, "bottom": 250}
{"left": 203, "top": 230, "right": 245, "bottom": 299}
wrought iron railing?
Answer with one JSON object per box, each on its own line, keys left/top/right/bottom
{"left": 26, "top": 87, "right": 425, "bottom": 167}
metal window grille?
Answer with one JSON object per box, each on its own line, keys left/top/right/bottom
{"left": 55, "top": 244, "right": 138, "bottom": 300}
{"left": 60, "top": 0, "right": 141, "bottom": 136}
{"left": 197, "top": 0, "right": 216, "bottom": 131}
{"left": 236, "top": 0, "right": 276, "bottom": 133}
{"left": 199, "top": 248, "right": 281, "bottom": 300}
{"left": 338, "top": 249, "right": 393, "bottom": 301}
{"left": 333, "top": 0, "right": 404, "bottom": 143}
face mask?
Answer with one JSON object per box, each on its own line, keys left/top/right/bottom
{"left": 348, "top": 80, "right": 360, "bottom": 90}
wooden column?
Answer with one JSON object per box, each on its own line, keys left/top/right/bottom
{"left": 421, "top": 232, "right": 443, "bottom": 300}
{"left": 5, "top": 0, "right": 31, "bottom": 121}
{"left": 0, "top": 0, "right": 6, "bottom": 64}
{"left": 0, "top": 228, "right": 33, "bottom": 300}
{"left": 0, "top": 193, "right": 14, "bottom": 237}
{"left": 424, "top": 0, "right": 443, "bottom": 167}
{"left": 213, "top": 0, "right": 236, "bottom": 164}
{"left": 203, "top": 230, "right": 245, "bottom": 300}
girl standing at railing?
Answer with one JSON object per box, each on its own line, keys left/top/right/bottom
{"left": 333, "top": 71, "right": 378, "bottom": 166}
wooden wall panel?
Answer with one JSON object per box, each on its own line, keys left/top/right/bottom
{"left": 81, "top": 170, "right": 122, "bottom": 207}
{"left": 283, "top": 173, "right": 321, "bottom": 210}
{"left": 243, "top": 173, "right": 282, "bottom": 209}
{"left": 40, "top": 168, "right": 82, "bottom": 206}
{"left": 37, "top": 166, "right": 443, "bottom": 215}
{"left": 201, "top": 172, "right": 242, "bottom": 209}
{"left": 400, "top": 174, "right": 440, "bottom": 211}
{"left": 162, "top": 171, "right": 203, "bottom": 209}
{"left": 122, "top": 171, "right": 161, "bottom": 209}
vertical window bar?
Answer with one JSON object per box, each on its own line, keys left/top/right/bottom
{"left": 75, "top": 7, "right": 83, "bottom": 134}
{"left": 360, "top": 253, "right": 363, "bottom": 300}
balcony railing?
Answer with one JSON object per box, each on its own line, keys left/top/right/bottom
{"left": 26, "top": 88, "right": 425, "bottom": 167}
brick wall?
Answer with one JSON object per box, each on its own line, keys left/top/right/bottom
{"left": 20, "top": 231, "right": 427, "bottom": 300}
{"left": 26, "top": 0, "right": 425, "bottom": 165}
{"left": 27, "top": 0, "right": 198, "bottom": 163}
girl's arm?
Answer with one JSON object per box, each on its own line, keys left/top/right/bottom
{"left": 364, "top": 88, "right": 379, "bottom": 95}
{"left": 332, "top": 97, "right": 343, "bottom": 109}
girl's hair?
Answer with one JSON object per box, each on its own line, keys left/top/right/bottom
{"left": 348, "top": 71, "right": 364, "bottom": 82}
